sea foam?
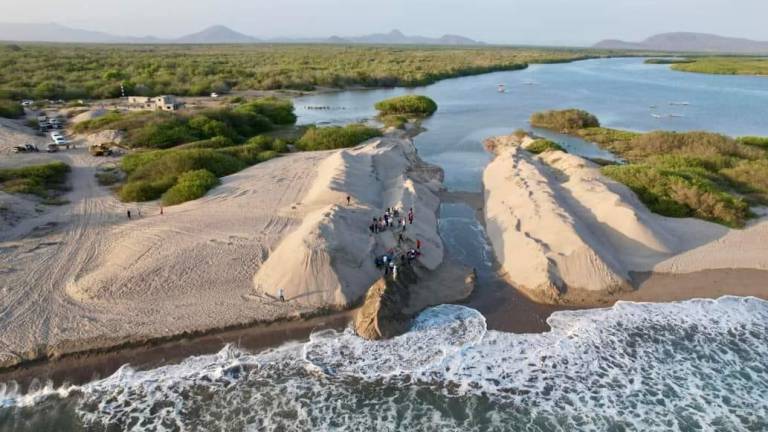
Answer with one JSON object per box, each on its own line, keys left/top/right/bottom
{"left": 1, "top": 297, "right": 767, "bottom": 431}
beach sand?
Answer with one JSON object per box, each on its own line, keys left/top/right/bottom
{"left": 0, "top": 129, "right": 453, "bottom": 371}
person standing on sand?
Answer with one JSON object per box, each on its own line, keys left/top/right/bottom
{"left": 408, "top": 208, "right": 414, "bottom": 225}
{"left": 278, "top": 288, "right": 285, "bottom": 302}
{"left": 398, "top": 233, "right": 404, "bottom": 245}
{"left": 346, "top": 195, "right": 351, "bottom": 205}
{"left": 417, "top": 239, "right": 421, "bottom": 250}
{"left": 392, "top": 263, "right": 398, "bottom": 281}
{"left": 127, "top": 209, "right": 131, "bottom": 220}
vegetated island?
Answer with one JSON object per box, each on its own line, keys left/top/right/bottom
{"left": 374, "top": 95, "right": 438, "bottom": 129}
{"left": 483, "top": 119, "right": 768, "bottom": 305}
{"left": 644, "top": 58, "right": 695, "bottom": 65}
{"left": 0, "top": 95, "right": 478, "bottom": 371}
{"left": 666, "top": 57, "right": 768, "bottom": 76}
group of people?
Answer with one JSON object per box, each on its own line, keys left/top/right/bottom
{"left": 369, "top": 207, "right": 415, "bottom": 234}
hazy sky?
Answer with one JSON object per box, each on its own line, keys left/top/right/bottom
{"left": 4, "top": 0, "right": 768, "bottom": 45}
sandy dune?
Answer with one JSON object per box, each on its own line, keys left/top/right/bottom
{"left": 483, "top": 134, "right": 768, "bottom": 303}
{"left": 253, "top": 135, "right": 444, "bottom": 307}
{"left": 0, "top": 132, "right": 444, "bottom": 369}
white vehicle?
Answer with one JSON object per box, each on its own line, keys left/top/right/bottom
{"left": 52, "top": 135, "right": 71, "bottom": 146}
{"left": 50, "top": 131, "right": 64, "bottom": 140}
{"left": 21, "top": 100, "right": 34, "bottom": 106}
{"left": 210, "top": 92, "right": 220, "bottom": 98}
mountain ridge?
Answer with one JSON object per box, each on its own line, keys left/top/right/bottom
{"left": 594, "top": 32, "right": 768, "bottom": 54}
{"left": 0, "top": 23, "right": 484, "bottom": 45}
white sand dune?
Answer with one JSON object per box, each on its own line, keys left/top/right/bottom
{"left": 252, "top": 135, "right": 444, "bottom": 307}
{"left": 483, "top": 134, "right": 768, "bottom": 303}
{"left": 0, "top": 132, "right": 444, "bottom": 368}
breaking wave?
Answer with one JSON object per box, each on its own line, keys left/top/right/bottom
{"left": 2, "top": 297, "right": 767, "bottom": 431}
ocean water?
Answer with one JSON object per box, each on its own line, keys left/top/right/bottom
{"left": 2, "top": 297, "right": 767, "bottom": 431}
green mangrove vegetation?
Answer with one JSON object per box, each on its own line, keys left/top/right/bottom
{"left": 644, "top": 58, "right": 694, "bottom": 65}
{"left": 669, "top": 57, "right": 768, "bottom": 76}
{"left": 0, "top": 44, "right": 597, "bottom": 101}
{"left": 530, "top": 109, "right": 600, "bottom": 132}
{"left": 295, "top": 124, "right": 382, "bottom": 151}
{"left": 375, "top": 95, "right": 438, "bottom": 116}
{"left": 531, "top": 109, "right": 768, "bottom": 227}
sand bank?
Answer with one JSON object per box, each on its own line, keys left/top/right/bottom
{"left": 483, "top": 134, "right": 768, "bottom": 304}
{"left": 0, "top": 132, "right": 447, "bottom": 370}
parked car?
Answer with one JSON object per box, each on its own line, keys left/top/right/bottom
{"left": 47, "top": 144, "right": 59, "bottom": 153}
{"left": 210, "top": 92, "right": 220, "bottom": 98}
{"left": 21, "top": 100, "right": 34, "bottom": 107}
{"left": 12, "top": 144, "right": 39, "bottom": 153}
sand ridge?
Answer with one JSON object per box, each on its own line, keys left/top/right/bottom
{"left": 483, "top": 133, "right": 768, "bottom": 303}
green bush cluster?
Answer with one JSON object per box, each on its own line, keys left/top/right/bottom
{"left": 0, "top": 45, "right": 595, "bottom": 100}
{"left": 532, "top": 108, "right": 768, "bottom": 226}
{"left": 0, "top": 99, "right": 24, "bottom": 118}
{"left": 526, "top": 139, "right": 566, "bottom": 154}
{"left": 530, "top": 109, "right": 600, "bottom": 132}
{"left": 161, "top": 169, "right": 220, "bottom": 205}
{"left": 296, "top": 124, "right": 382, "bottom": 151}
{"left": 74, "top": 97, "right": 295, "bottom": 149}
{"left": 0, "top": 161, "right": 70, "bottom": 198}
{"left": 375, "top": 95, "right": 438, "bottom": 116}
{"left": 602, "top": 162, "right": 749, "bottom": 227}
{"left": 119, "top": 136, "right": 284, "bottom": 204}
{"left": 644, "top": 58, "right": 694, "bottom": 65}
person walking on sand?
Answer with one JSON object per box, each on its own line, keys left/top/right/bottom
{"left": 416, "top": 239, "right": 421, "bottom": 250}
{"left": 278, "top": 288, "right": 285, "bottom": 303}
{"left": 160, "top": 207, "right": 164, "bottom": 215}
{"left": 127, "top": 209, "right": 131, "bottom": 220}
{"left": 392, "top": 263, "right": 398, "bottom": 281}
{"left": 408, "top": 208, "right": 414, "bottom": 225}
{"left": 398, "top": 233, "right": 404, "bottom": 245}
{"left": 346, "top": 195, "right": 351, "bottom": 206}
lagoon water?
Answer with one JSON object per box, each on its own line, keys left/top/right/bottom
{"left": 2, "top": 58, "right": 768, "bottom": 431}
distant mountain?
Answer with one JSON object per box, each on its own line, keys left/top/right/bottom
{"left": 175, "top": 25, "right": 258, "bottom": 44}
{"left": 594, "top": 32, "right": 768, "bottom": 54}
{"left": 0, "top": 22, "right": 160, "bottom": 43}
{"left": 332, "top": 29, "right": 484, "bottom": 45}
{"left": 0, "top": 23, "right": 484, "bottom": 46}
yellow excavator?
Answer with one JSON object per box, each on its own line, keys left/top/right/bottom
{"left": 89, "top": 142, "right": 113, "bottom": 157}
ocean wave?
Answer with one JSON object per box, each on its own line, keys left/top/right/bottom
{"left": 1, "top": 296, "right": 767, "bottom": 431}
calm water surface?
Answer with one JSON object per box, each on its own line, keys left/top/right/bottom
{"left": 2, "top": 58, "right": 768, "bottom": 431}
{"left": 296, "top": 57, "right": 768, "bottom": 190}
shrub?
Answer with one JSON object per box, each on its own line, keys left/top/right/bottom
{"left": 375, "top": 95, "right": 438, "bottom": 116}
{"left": 121, "top": 150, "right": 166, "bottom": 174}
{"left": 175, "top": 136, "right": 234, "bottom": 150}
{"left": 296, "top": 124, "right": 382, "bottom": 151}
{"left": 721, "top": 159, "right": 768, "bottom": 204}
{"left": 0, "top": 161, "right": 70, "bottom": 198}
{"left": 602, "top": 164, "right": 749, "bottom": 227}
{"left": 530, "top": 109, "right": 600, "bottom": 132}
{"left": 161, "top": 169, "right": 220, "bottom": 205}
{"left": 737, "top": 136, "right": 768, "bottom": 150}
{"left": 526, "top": 139, "right": 566, "bottom": 154}
{"left": 236, "top": 97, "right": 296, "bottom": 125}
{"left": 118, "top": 176, "right": 176, "bottom": 202}
{"left": 95, "top": 171, "right": 120, "bottom": 186}
{"left": 0, "top": 99, "right": 24, "bottom": 118}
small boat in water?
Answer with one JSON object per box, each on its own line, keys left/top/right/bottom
{"left": 669, "top": 113, "right": 685, "bottom": 118}
{"left": 669, "top": 101, "right": 690, "bottom": 106}
{"left": 523, "top": 81, "right": 539, "bottom": 86}
{"left": 651, "top": 113, "right": 662, "bottom": 119}
{"left": 497, "top": 84, "right": 506, "bottom": 93}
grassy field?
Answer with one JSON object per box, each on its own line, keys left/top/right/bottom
{"left": 0, "top": 44, "right": 599, "bottom": 100}
{"left": 670, "top": 57, "right": 768, "bottom": 76}
{"left": 530, "top": 109, "right": 768, "bottom": 227}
